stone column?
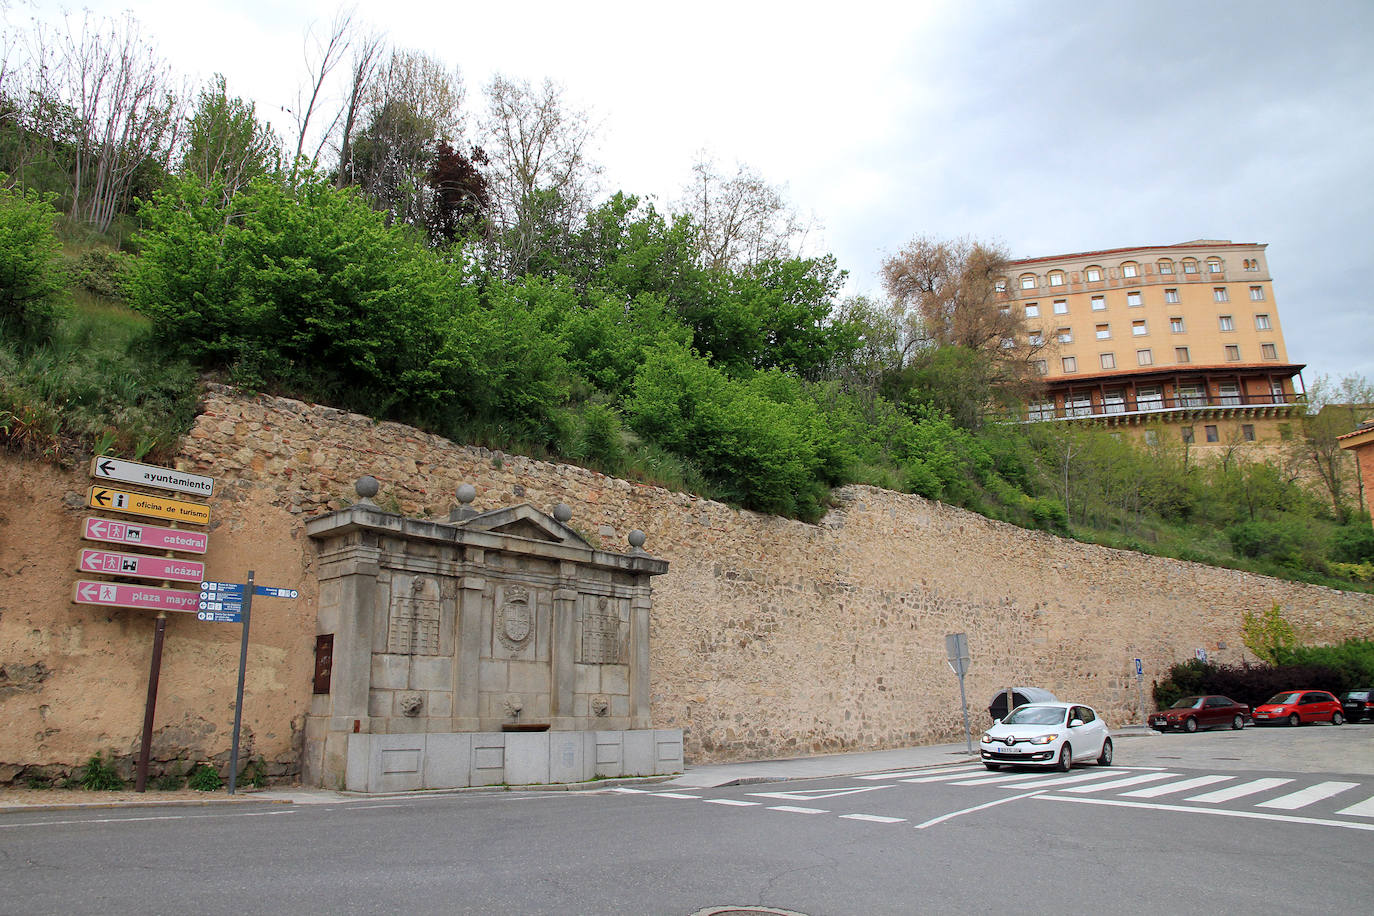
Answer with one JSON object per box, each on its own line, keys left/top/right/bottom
{"left": 550, "top": 560, "right": 578, "bottom": 728}
{"left": 630, "top": 574, "right": 653, "bottom": 730}
{"left": 316, "top": 536, "right": 380, "bottom": 789}
{"left": 453, "top": 556, "right": 485, "bottom": 731}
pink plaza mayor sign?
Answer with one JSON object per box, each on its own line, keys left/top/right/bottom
{"left": 82, "top": 517, "right": 208, "bottom": 554}
{"left": 72, "top": 580, "right": 200, "bottom": 613}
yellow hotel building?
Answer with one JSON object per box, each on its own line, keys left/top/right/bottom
{"left": 999, "top": 240, "right": 1305, "bottom": 447}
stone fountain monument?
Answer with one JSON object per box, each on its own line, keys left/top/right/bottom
{"left": 301, "top": 479, "right": 680, "bottom": 791}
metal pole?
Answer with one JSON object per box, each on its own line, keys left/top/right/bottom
{"left": 1137, "top": 674, "right": 1145, "bottom": 726}
{"left": 227, "top": 571, "right": 254, "bottom": 795}
{"left": 134, "top": 612, "right": 168, "bottom": 792}
{"left": 957, "top": 670, "right": 973, "bottom": 755}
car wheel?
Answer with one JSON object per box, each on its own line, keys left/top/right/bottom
{"left": 984, "top": 762, "right": 1001, "bottom": 771}
{"left": 1096, "top": 738, "right": 1113, "bottom": 766}
{"left": 1288, "top": 713, "right": 1300, "bottom": 727}
{"left": 1332, "top": 711, "right": 1344, "bottom": 726}
{"left": 1056, "top": 743, "right": 1073, "bottom": 772}
{"left": 1231, "top": 714, "right": 1244, "bottom": 730}
{"left": 1184, "top": 717, "right": 1198, "bottom": 733}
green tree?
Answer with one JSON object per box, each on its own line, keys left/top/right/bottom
{"left": 1242, "top": 603, "right": 1299, "bottom": 664}
{"left": 0, "top": 178, "right": 67, "bottom": 344}
{"left": 180, "top": 75, "right": 280, "bottom": 207}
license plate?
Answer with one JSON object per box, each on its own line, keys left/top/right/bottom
{"left": 1002, "top": 746, "right": 1020, "bottom": 754}
{"left": 1152, "top": 718, "right": 1166, "bottom": 726}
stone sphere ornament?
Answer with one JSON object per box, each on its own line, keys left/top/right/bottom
{"left": 456, "top": 483, "right": 476, "bottom": 505}
{"left": 355, "top": 475, "right": 380, "bottom": 501}
{"left": 628, "top": 529, "right": 646, "bottom": 550}
{"left": 553, "top": 503, "right": 573, "bottom": 523}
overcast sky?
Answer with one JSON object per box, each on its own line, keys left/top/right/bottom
{"left": 14, "top": 0, "right": 1374, "bottom": 383}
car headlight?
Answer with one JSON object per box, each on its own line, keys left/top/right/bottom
{"left": 1029, "top": 734, "right": 1058, "bottom": 745}
{"left": 980, "top": 733, "right": 993, "bottom": 744}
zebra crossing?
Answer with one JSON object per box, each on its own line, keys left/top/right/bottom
{"left": 611, "top": 762, "right": 1374, "bottom": 833}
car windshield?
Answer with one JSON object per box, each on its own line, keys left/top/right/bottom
{"left": 1345, "top": 691, "right": 1371, "bottom": 701}
{"left": 1003, "top": 706, "right": 1066, "bottom": 725}
{"left": 1169, "top": 697, "right": 1203, "bottom": 709}
{"left": 1266, "top": 692, "right": 1300, "bottom": 705}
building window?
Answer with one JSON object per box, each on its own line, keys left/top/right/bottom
{"left": 999, "top": 305, "right": 1011, "bottom": 317}
{"left": 1103, "top": 389, "right": 1125, "bottom": 414}
{"left": 1122, "top": 262, "right": 1139, "bottom": 278}
{"left": 1100, "top": 352, "right": 1116, "bottom": 369}
{"left": 1048, "top": 270, "right": 1065, "bottom": 287}
{"left": 1025, "top": 302, "right": 1040, "bottom": 318}
{"left": 1091, "top": 295, "right": 1106, "bottom": 311}
{"left": 1179, "top": 384, "right": 1204, "bottom": 407}
{"left": 1053, "top": 299, "right": 1069, "bottom": 315}
{"left": 1182, "top": 259, "right": 1198, "bottom": 274}
{"left": 1067, "top": 393, "right": 1091, "bottom": 417}
{"left": 995, "top": 278, "right": 1008, "bottom": 292}
{"left": 1206, "top": 258, "right": 1223, "bottom": 274}
{"left": 1029, "top": 329, "right": 1044, "bottom": 345}
{"left": 1225, "top": 344, "right": 1240, "bottom": 361}
{"left": 1175, "top": 346, "right": 1190, "bottom": 363}
{"left": 1096, "top": 323, "right": 1111, "bottom": 339}
{"left": 1085, "top": 266, "right": 1102, "bottom": 282}
{"left": 1061, "top": 356, "right": 1077, "bottom": 373}
{"left": 1028, "top": 400, "right": 1054, "bottom": 420}
{"left": 1255, "top": 313, "right": 1271, "bottom": 330}
{"left": 1249, "top": 286, "right": 1265, "bottom": 301}
{"left": 1205, "top": 425, "right": 1219, "bottom": 443}
{"left": 1000, "top": 336, "right": 1015, "bottom": 349}
{"left": 1127, "top": 291, "right": 1142, "bottom": 307}
{"left": 1170, "top": 316, "right": 1185, "bottom": 333}
{"left": 1271, "top": 380, "right": 1286, "bottom": 401}
{"left": 1164, "top": 288, "right": 1180, "bottom": 303}
{"left": 1242, "top": 424, "right": 1255, "bottom": 442}
{"left": 1245, "top": 258, "right": 1260, "bottom": 271}
{"left": 1213, "top": 287, "right": 1229, "bottom": 302}
{"left": 1137, "top": 348, "right": 1153, "bottom": 366}
{"left": 1033, "top": 359, "right": 1047, "bottom": 375}
{"left": 1132, "top": 319, "right": 1148, "bottom": 336}
{"left": 1261, "top": 342, "right": 1277, "bottom": 360}
{"left": 1219, "top": 383, "right": 1241, "bottom": 406}
{"left": 1056, "top": 327, "right": 1073, "bottom": 343}
{"left": 1158, "top": 259, "right": 1174, "bottom": 275}
{"left": 1218, "top": 315, "right": 1234, "bottom": 331}
{"left": 1020, "top": 274, "right": 1038, "bottom": 290}
{"left": 1181, "top": 426, "right": 1194, "bottom": 444}
{"left": 1137, "top": 386, "right": 1163, "bottom": 410}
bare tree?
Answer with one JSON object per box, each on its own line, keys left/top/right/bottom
{"left": 479, "top": 74, "right": 600, "bottom": 275}
{"left": 677, "top": 154, "right": 814, "bottom": 272}
{"left": 334, "top": 27, "right": 385, "bottom": 189}
{"left": 288, "top": 7, "right": 355, "bottom": 180}
{"left": 1290, "top": 373, "right": 1374, "bottom": 519}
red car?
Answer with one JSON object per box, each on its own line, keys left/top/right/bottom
{"left": 1151, "top": 695, "right": 1249, "bottom": 732}
{"left": 1253, "top": 690, "right": 1344, "bottom": 726}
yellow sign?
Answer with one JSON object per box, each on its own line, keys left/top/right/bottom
{"left": 86, "top": 486, "right": 211, "bottom": 526}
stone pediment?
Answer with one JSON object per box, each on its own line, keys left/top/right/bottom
{"left": 461, "top": 504, "right": 591, "bottom": 547}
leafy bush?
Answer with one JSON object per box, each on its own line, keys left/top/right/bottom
{"left": 1328, "top": 521, "right": 1374, "bottom": 564}
{"left": 1225, "top": 519, "right": 1305, "bottom": 566}
{"left": 1152, "top": 659, "right": 1349, "bottom": 711}
{"left": 0, "top": 178, "right": 69, "bottom": 345}
{"left": 79, "top": 752, "right": 124, "bottom": 791}
{"left": 186, "top": 763, "right": 223, "bottom": 792}
{"left": 70, "top": 248, "right": 131, "bottom": 299}
{"left": 1028, "top": 497, "right": 1068, "bottom": 533}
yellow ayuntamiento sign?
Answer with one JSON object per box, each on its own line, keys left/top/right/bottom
{"left": 86, "top": 485, "right": 211, "bottom": 526}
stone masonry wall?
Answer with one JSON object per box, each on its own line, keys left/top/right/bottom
{"left": 3, "top": 383, "right": 1373, "bottom": 779}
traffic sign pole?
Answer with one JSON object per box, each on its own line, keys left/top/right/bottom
{"left": 227, "top": 571, "right": 254, "bottom": 795}
{"left": 134, "top": 613, "right": 168, "bottom": 793}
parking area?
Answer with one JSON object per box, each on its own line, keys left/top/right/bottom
{"left": 1119, "top": 719, "right": 1374, "bottom": 775}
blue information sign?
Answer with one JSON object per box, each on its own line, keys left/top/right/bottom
{"left": 254, "top": 585, "right": 299, "bottom": 599}
{"left": 196, "top": 609, "right": 243, "bottom": 623}
{"left": 200, "top": 581, "right": 245, "bottom": 597}
{"left": 1134, "top": 658, "right": 1143, "bottom": 677}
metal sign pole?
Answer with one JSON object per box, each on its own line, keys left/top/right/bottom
{"left": 956, "top": 668, "right": 973, "bottom": 754}
{"left": 134, "top": 612, "right": 168, "bottom": 792}
{"left": 1135, "top": 658, "right": 1145, "bottom": 726}
{"left": 227, "top": 571, "right": 254, "bottom": 795}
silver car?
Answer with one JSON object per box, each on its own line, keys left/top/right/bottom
{"left": 980, "top": 702, "right": 1113, "bottom": 771}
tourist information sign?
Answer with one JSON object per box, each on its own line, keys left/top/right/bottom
{"left": 944, "top": 632, "right": 974, "bottom": 754}
{"left": 72, "top": 580, "right": 199, "bottom": 613}
{"left": 78, "top": 549, "right": 204, "bottom": 583}
{"left": 82, "top": 517, "right": 209, "bottom": 554}
{"left": 87, "top": 486, "right": 210, "bottom": 526}
{"left": 89, "top": 457, "right": 213, "bottom": 497}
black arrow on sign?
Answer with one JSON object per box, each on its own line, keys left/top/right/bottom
{"left": 92, "top": 488, "right": 111, "bottom": 506}
{"left": 98, "top": 459, "right": 116, "bottom": 475}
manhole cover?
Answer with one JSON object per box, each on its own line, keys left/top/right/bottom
{"left": 691, "top": 908, "right": 810, "bottom": 916}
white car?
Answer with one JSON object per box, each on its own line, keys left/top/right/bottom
{"left": 980, "top": 702, "right": 1112, "bottom": 771}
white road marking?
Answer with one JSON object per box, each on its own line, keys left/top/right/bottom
{"left": 1057, "top": 773, "right": 1180, "bottom": 794}
{"left": 996, "top": 769, "right": 1132, "bottom": 789}
{"left": 1119, "top": 775, "right": 1233, "bottom": 798}
{"left": 767, "top": 805, "right": 828, "bottom": 814}
{"left": 913, "top": 790, "right": 1046, "bottom": 830}
{"left": 703, "top": 799, "right": 760, "bottom": 807}
{"left": 0, "top": 809, "right": 296, "bottom": 829}
{"left": 865, "top": 766, "right": 980, "bottom": 781}
{"left": 651, "top": 792, "right": 701, "bottom": 799}
{"left": 840, "top": 813, "right": 906, "bottom": 823}
{"left": 611, "top": 787, "right": 649, "bottom": 794}
{"left": 948, "top": 773, "right": 1045, "bottom": 786}
{"left": 1038, "top": 795, "right": 1374, "bottom": 832}
{"left": 1336, "top": 795, "right": 1374, "bottom": 818}
{"left": 748, "top": 785, "right": 893, "bottom": 801}
{"left": 1256, "top": 781, "right": 1359, "bottom": 810}
{"left": 1186, "top": 778, "right": 1293, "bottom": 803}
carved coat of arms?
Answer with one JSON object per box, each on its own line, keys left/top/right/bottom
{"left": 497, "top": 585, "right": 533, "bottom": 651}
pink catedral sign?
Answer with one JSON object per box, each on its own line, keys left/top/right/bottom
{"left": 82, "top": 517, "right": 208, "bottom": 554}
{"left": 72, "top": 580, "right": 200, "bottom": 613}
{"left": 78, "top": 549, "right": 205, "bottom": 583}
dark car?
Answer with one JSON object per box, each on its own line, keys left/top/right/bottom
{"left": 1341, "top": 689, "right": 1374, "bottom": 723}
{"left": 1253, "top": 690, "right": 1344, "bottom": 726}
{"left": 1150, "top": 695, "right": 1249, "bottom": 732}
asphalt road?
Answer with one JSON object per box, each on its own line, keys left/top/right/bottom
{"left": 2, "top": 724, "right": 1370, "bottom": 916}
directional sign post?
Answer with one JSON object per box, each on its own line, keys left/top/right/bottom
{"left": 78, "top": 549, "right": 205, "bottom": 583}
{"left": 1135, "top": 658, "right": 1146, "bottom": 726}
{"left": 945, "top": 633, "right": 974, "bottom": 755}
{"left": 90, "top": 456, "right": 214, "bottom": 497}
{"left": 73, "top": 580, "right": 200, "bottom": 613}
{"left": 87, "top": 486, "right": 210, "bottom": 526}
{"left": 83, "top": 517, "right": 209, "bottom": 554}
